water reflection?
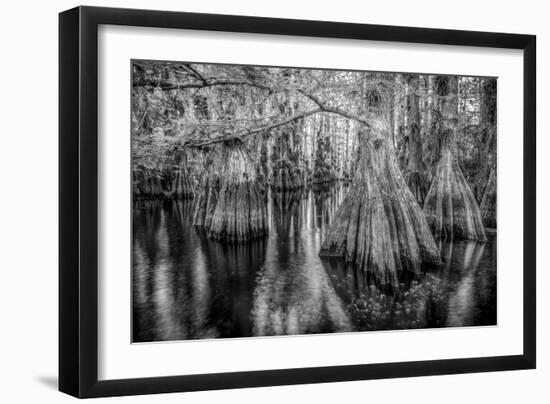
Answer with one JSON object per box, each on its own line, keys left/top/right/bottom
{"left": 252, "top": 190, "right": 352, "bottom": 336}
{"left": 133, "top": 200, "right": 266, "bottom": 341}
{"left": 321, "top": 238, "right": 495, "bottom": 331}
{"left": 132, "top": 184, "right": 496, "bottom": 342}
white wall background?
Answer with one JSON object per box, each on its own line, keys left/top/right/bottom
{"left": 0, "top": 0, "right": 546, "bottom": 402}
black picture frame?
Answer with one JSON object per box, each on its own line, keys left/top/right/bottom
{"left": 59, "top": 5, "right": 536, "bottom": 398}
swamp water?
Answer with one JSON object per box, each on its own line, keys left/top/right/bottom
{"left": 132, "top": 183, "right": 496, "bottom": 342}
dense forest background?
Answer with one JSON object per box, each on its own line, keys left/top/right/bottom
{"left": 132, "top": 60, "right": 497, "bottom": 284}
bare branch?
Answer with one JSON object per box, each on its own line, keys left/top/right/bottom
{"left": 295, "top": 89, "right": 370, "bottom": 126}
{"left": 133, "top": 77, "right": 272, "bottom": 93}
{"left": 183, "top": 64, "right": 207, "bottom": 85}
{"left": 184, "top": 104, "right": 370, "bottom": 148}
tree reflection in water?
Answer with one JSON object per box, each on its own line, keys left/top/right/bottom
{"left": 321, "top": 237, "right": 495, "bottom": 331}
{"left": 132, "top": 183, "right": 496, "bottom": 343}
{"left": 252, "top": 190, "right": 352, "bottom": 336}
{"left": 133, "top": 199, "right": 267, "bottom": 341}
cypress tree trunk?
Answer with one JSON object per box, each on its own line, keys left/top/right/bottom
{"left": 133, "top": 169, "right": 165, "bottom": 199}
{"left": 163, "top": 164, "right": 194, "bottom": 199}
{"left": 423, "top": 76, "right": 486, "bottom": 241}
{"left": 258, "top": 135, "right": 270, "bottom": 187}
{"left": 424, "top": 75, "right": 439, "bottom": 184}
{"left": 133, "top": 169, "right": 145, "bottom": 198}
{"left": 193, "top": 143, "right": 269, "bottom": 242}
{"left": 133, "top": 165, "right": 194, "bottom": 200}
{"left": 479, "top": 78, "right": 497, "bottom": 228}
{"left": 271, "top": 127, "right": 305, "bottom": 191}
{"left": 393, "top": 74, "right": 406, "bottom": 150}
{"left": 405, "top": 74, "right": 428, "bottom": 205}
{"left": 320, "top": 116, "right": 440, "bottom": 285}
{"left": 192, "top": 163, "right": 219, "bottom": 229}
{"left": 312, "top": 115, "right": 336, "bottom": 185}
{"left": 480, "top": 166, "right": 496, "bottom": 228}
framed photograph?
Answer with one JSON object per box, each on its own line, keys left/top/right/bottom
{"left": 59, "top": 6, "right": 536, "bottom": 398}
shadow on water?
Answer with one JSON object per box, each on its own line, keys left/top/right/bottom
{"left": 133, "top": 183, "right": 496, "bottom": 342}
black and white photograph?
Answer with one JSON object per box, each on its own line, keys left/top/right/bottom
{"left": 131, "top": 60, "right": 497, "bottom": 343}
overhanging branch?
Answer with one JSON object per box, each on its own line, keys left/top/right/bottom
{"left": 184, "top": 105, "right": 369, "bottom": 148}
{"left": 134, "top": 66, "right": 371, "bottom": 148}
{"left": 133, "top": 77, "right": 273, "bottom": 93}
